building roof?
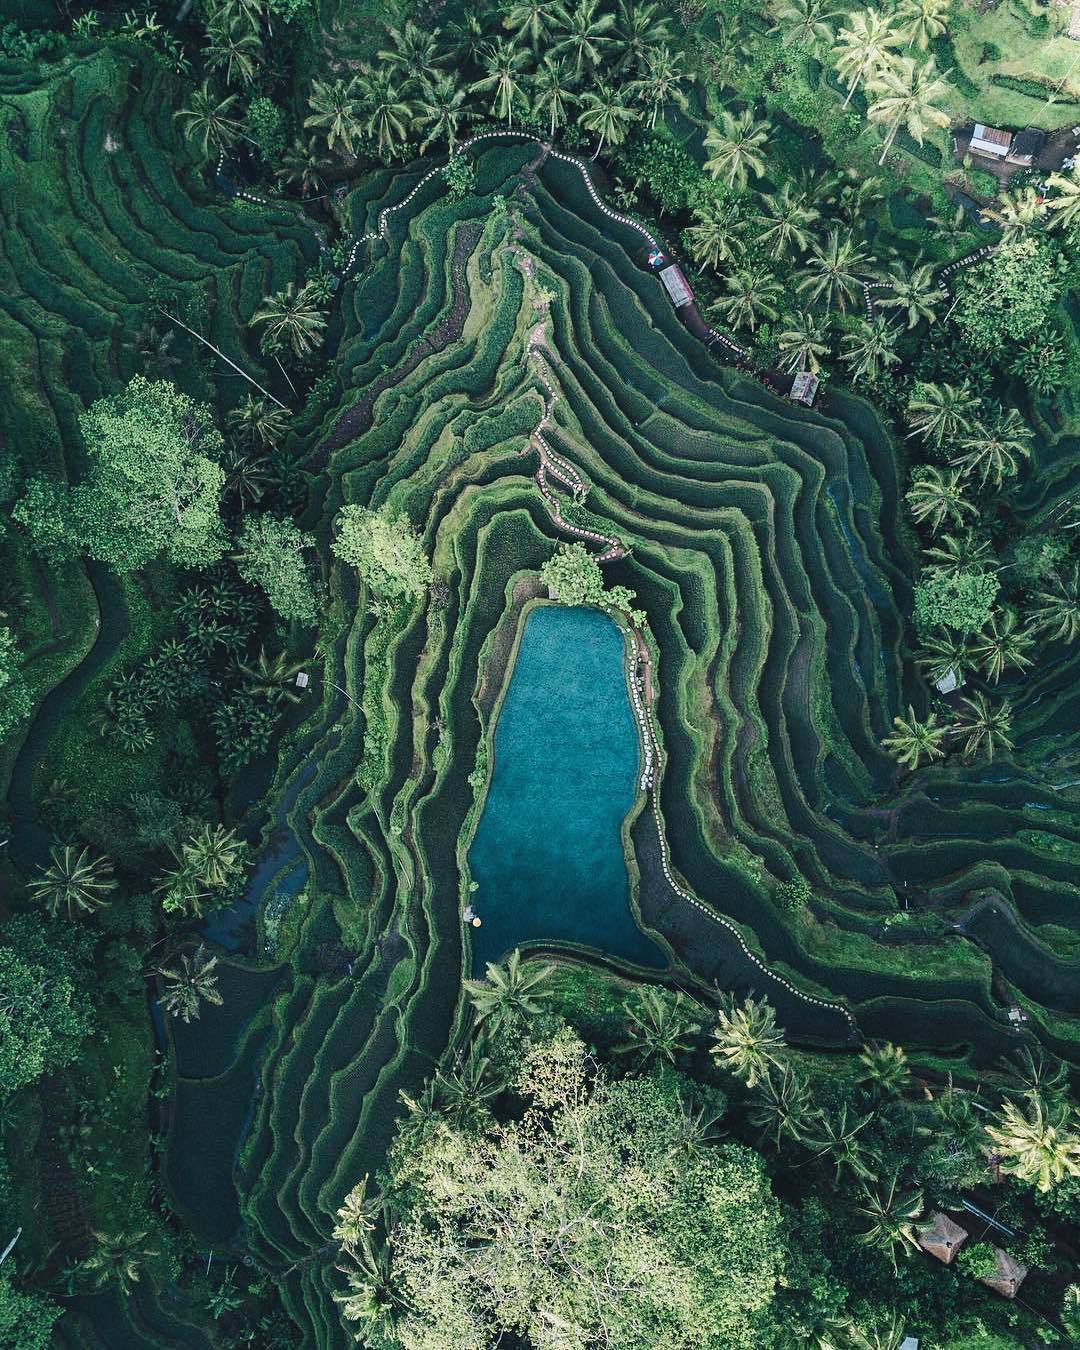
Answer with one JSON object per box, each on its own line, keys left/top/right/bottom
{"left": 970, "top": 123, "right": 1012, "bottom": 157}
{"left": 917, "top": 1212, "right": 968, "bottom": 1264}
{"left": 790, "top": 371, "right": 820, "bottom": 405}
{"left": 658, "top": 264, "right": 693, "bottom": 308}
{"left": 934, "top": 667, "right": 963, "bottom": 695}
{"left": 1009, "top": 127, "right": 1045, "bottom": 163}
{"left": 978, "top": 1247, "right": 1027, "bottom": 1299}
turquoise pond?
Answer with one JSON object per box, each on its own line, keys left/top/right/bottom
{"left": 468, "top": 604, "right": 665, "bottom": 971}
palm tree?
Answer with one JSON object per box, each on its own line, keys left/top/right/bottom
{"left": 232, "top": 647, "right": 305, "bottom": 704}
{"left": 305, "top": 77, "right": 364, "bottom": 158}
{"left": 276, "top": 135, "right": 333, "bottom": 197}
{"left": 704, "top": 107, "right": 769, "bottom": 189}
{"left": 377, "top": 19, "right": 446, "bottom": 76}
{"left": 416, "top": 72, "right": 466, "bottom": 154}
{"left": 879, "top": 260, "right": 942, "bottom": 328}
{"left": 666, "top": 1094, "right": 724, "bottom": 1161}
{"left": 615, "top": 0, "right": 673, "bottom": 72}
{"left": 905, "top": 466, "right": 974, "bottom": 533}
{"left": 156, "top": 944, "right": 224, "bottom": 1024}
{"left": 841, "top": 315, "right": 901, "bottom": 383}
{"left": 531, "top": 56, "right": 579, "bottom": 138}
{"left": 747, "top": 1065, "right": 815, "bottom": 1149}
{"left": 881, "top": 706, "right": 947, "bottom": 769}
{"left": 985, "top": 1094, "right": 1080, "bottom": 1192}
{"left": 358, "top": 66, "right": 417, "bottom": 161}
{"left": 503, "top": 0, "right": 555, "bottom": 48}
{"left": 711, "top": 994, "right": 786, "bottom": 1088}
{"left": 1030, "top": 562, "right": 1080, "bottom": 644}
{"left": 848, "top": 1313, "right": 910, "bottom": 1350}
{"left": 953, "top": 691, "right": 1013, "bottom": 759}
{"left": 834, "top": 9, "right": 902, "bottom": 108}
{"left": 174, "top": 82, "right": 242, "bottom": 161}
{"left": 797, "top": 229, "right": 868, "bottom": 315}
{"left": 905, "top": 380, "right": 980, "bottom": 450}
{"left": 631, "top": 46, "right": 689, "bottom": 129}
{"left": 204, "top": 13, "right": 262, "bottom": 88}
{"left": 616, "top": 986, "right": 701, "bottom": 1067}
{"left": 435, "top": 1042, "right": 504, "bottom": 1128}
{"left": 683, "top": 200, "right": 744, "bottom": 271}
{"left": 251, "top": 282, "right": 327, "bottom": 360}
{"left": 713, "top": 269, "right": 783, "bottom": 332}
{"left": 970, "top": 609, "right": 1034, "bottom": 684}
{"left": 918, "top": 623, "right": 972, "bottom": 680}
{"left": 982, "top": 186, "right": 1048, "bottom": 243}
{"left": 856, "top": 1175, "right": 924, "bottom": 1272}
{"left": 951, "top": 408, "right": 1032, "bottom": 489}
{"left": 334, "top": 1239, "right": 406, "bottom": 1342}
{"left": 857, "top": 1042, "right": 911, "bottom": 1099}
{"left": 227, "top": 394, "right": 291, "bottom": 450}
{"left": 777, "top": 310, "right": 831, "bottom": 373}
{"left": 921, "top": 531, "right": 993, "bottom": 577}
{"left": 805, "top": 1103, "right": 877, "bottom": 1183}
{"left": 1000, "top": 1045, "right": 1070, "bottom": 1106}
{"left": 471, "top": 38, "right": 530, "bottom": 128}
{"left": 1045, "top": 167, "right": 1080, "bottom": 232}
{"left": 464, "top": 948, "right": 555, "bottom": 1036}
{"left": 222, "top": 446, "right": 268, "bottom": 508}
{"left": 577, "top": 82, "right": 637, "bottom": 159}
{"left": 867, "top": 57, "right": 951, "bottom": 167}
{"left": 552, "top": 0, "right": 616, "bottom": 79}
{"left": 80, "top": 1231, "right": 158, "bottom": 1295}
{"left": 29, "top": 844, "right": 116, "bottom": 920}
{"left": 332, "top": 1175, "right": 379, "bottom": 1255}
{"left": 181, "top": 824, "right": 245, "bottom": 889}
{"left": 895, "top": 0, "right": 950, "bottom": 51}
{"left": 772, "top": 0, "right": 842, "bottom": 49}
{"left": 821, "top": 167, "right": 886, "bottom": 226}
{"left": 756, "top": 182, "right": 820, "bottom": 255}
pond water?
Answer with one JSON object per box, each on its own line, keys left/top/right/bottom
{"left": 468, "top": 605, "right": 665, "bottom": 971}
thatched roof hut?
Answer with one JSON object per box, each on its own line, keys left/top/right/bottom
{"left": 917, "top": 1212, "right": 968, "bottom": 1264}
{"left": 978, "top": 1247, "right": 1028, "bottom": 1299}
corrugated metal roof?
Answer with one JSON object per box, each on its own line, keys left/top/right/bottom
{"left": 659, "top": 265, "right": 693, "bottom": 308}
{"left": 971, "top": 123, "right": 1012, "bottom": 154}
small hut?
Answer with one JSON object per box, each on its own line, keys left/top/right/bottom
{"left": 658, "top": 263, "right": 694, "bottom": 310}
{"left": 1007, "top": 128, "right": 1045, "bottom": 167}
{"left": 969, "top": 124, "right": 1013, "bottom": 159}
{"left": 790, "top": 371, "right": 820, "bottom": 407}
{"left": 978, "top": 1247, "right": 1028, "bottom": 1299}
{"left": 934, "top": 667, "right": 963, "bottom": 695}
{"left": 917, "top": 1212, "right": 968, "bottom": 1264}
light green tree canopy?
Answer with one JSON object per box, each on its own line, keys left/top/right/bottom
{"left": 73, "top": 376, "right": 226, "bottom": 572}
{"left": 0, "top": 626, "right": 32, "bottom": 746}
{"left": 235, "top": 514, "right": 320, "bottom": 624}
{"left": 332, "top": 504, "right": 433, "bottom": 601}
{"left": 540, "top": 542, "right": 645, "bottom": 624}
{"left": 913, "top": 567, "right": 999, "bottom": 635}
{"left": 0, "top": 1276, "right": 61, "bottom": 1350}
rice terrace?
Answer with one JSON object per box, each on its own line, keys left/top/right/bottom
{"left": 1, "top": 1, "right": 1080, "bottom": 1346}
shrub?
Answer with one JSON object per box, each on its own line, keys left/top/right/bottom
{"left": 247, "top": 97, "right": 286, "bottom": 161}
{"left": 956, "top": 1241, "right": 999, "bottom": 1281}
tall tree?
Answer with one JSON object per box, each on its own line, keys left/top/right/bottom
{"left": 772, "top": 0, "right": 842, "bottom": 49}
{"left": 895, "top": 0, "right": 950, "bottom": 51}
{"left": 332, "top": 504, "right": 433, "bottom": 600}
{"left": 204, "top": 13, "right": 262, "bottom": 87}
{"left": 1030, "top": 562, "right": 1080, "bottom": 644}
{"left": 28, "top": 845, "right": 116, "bottom": 920}
{"left": 841, "top": 315, "right": 901, "bottom": 383}
{"left": 79, "top": 1231, "right": 159, "bottom": 1296}
{"left": 503, "top": 0, "right": 555, "bottom": 49}
{"left": 855, "top": 1175, "right": 924, "bottom": 1273}
{"left": 867, "top": 57, "right": 951, "bottom": 167}
{"left": 905, "top": 380, "right": 980, "bottom": 450}
{"left": 235, "top": 514, "right": 319, "bottom": 624}
{"left": 226, "top": 393, "right": 291, "bottom": 449}
{"left": 463, "top": 949, "right": 555, "bottom": 1037}
{"left": 747, "top": 1065, "right": 815, "bottom": 1149}
{"left": 552, "top": 0, "right": 616, "bottom": 79}
{"left": 777, "top": 310, "right": 831, "bottom": 373}
{"left": 711, "top": 994, "right": 786, "bottom": 1088}
{"left": 970, "top": 609, "right": 1034, "bottom": 683}
{"left": 1046, "top": 168, "right": 1080, "bottom": 232}
{"left": 797, "top": 229, "right": 868, "bottom": 314}
{"left": 174, "top": 82, "right": 242, "bottom": 160}
{"left": 756, "top": 182, "right": 820, "bottom": 255}
{"left": 305, "top": 76, "right": 364, "bottom": 157}
{"left": 530, "top": 56, "right": 579, "bottom": 138}
{"left": 857, "top": 1042, "right": 911, "bottom": 1099}
{"left": 614, "top": 0, "right": 673, "bottom": 71}
{"left": 471, "top": 38, "right": 530, "bottom": 128}
{"left": 416, "top": 72, "right": 466, "bottom": 153}
{"left": 704, "top": 108, "right": 769, "bottom": 189}
{"left": 578, "top": 81, "right": 637, "bottom": 158}
{"left": 879, "top": 260, "right": 942, "bottom": 327}
{"left": 631, "top": 46, "right": 689, "bottom": 129}
{"left": 951, "top": 408, "right": 1032, "bottom": 489}
{"left": 713, "top": 269, "right": 783, "bottom": 332}
{"left": 616, "top": 986, "right": 701, "bottom": 1068}
{"left": 250, "top": 282, "right": 327, "bottom": 359}
{"left": 881, "top": 707, "right": 947, "bottom": 770}
{"left": 953, "top": 691, "right": 1013, "bottom": 759}
{"left": 905, "top": 466, "right": 974, "bottom": 533}
{"left": 834, "top": 9, "right": 902, "bottom": 108}
{"left": 156, "top": 944, "right": 224, "bottom": 1023}
{"left": 805, "top": 1104, "right": 877, "bottom": 1183}
{"left": 985, "top": 1095, "right": 1080, "bottom": 1192}
{"left": 359, "top": 65, "right": 417, "bottom": 161}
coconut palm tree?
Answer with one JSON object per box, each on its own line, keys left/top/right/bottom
{"left": 910, "top": 628, "right": 973, "bottom": 714}
{"left": 415, "top": 72, "right": 466, "bottom": 153}
{"left": 471, "top": 38, "right": 530, "bottom": 128}
{"left": 703, "top": 107, "right": 769, "bottom": 189}
{"left": 970, "top": 609, "right": 1034, "bottom": 684}
{"left": 376, "top": 18, "right": 446, "bottom": 76}
{"left": 577, "top": 81, "right": 637, "bottom": 158}
{"left": 905, "top": 380, "right": 981, "bottom": 450}
{"left": 305, "top": 76, "right": 364, "bottom": 157}
{"left": 777, "top": 310, "right": 831, "bottom": 373}
{"left": 358, "top": 66, "right": 417, "bottom": 161}
{"left": 747, "top": 1065, "right": 815, "bottom": 1149}
{"left": 821, "top": 167, "right": 887, "bottom": 227}
{"left": 221, "top": 446, "right": 268, "bottom": 508}
{"left": 29, "top": 844, "right": 116, "bottom": 920}
{"left": 464, "top": 948, "right": 555, "bottom": 1036}
{"left": 857, "top": 1042, "right": 911, "bottom": 1099}
{"left": 204, "top": 13, "right": 262, "bottom": 87}
{"left": 951, "top": 409, "right": 1032, "bottom": 489}
{"left": 435, "top": 1042, "right": 503, "bottom": 1129}
{"left": 895, "top": 0, "right": 950, "bottom": 50}
{"left": 616, "top": 986, "right": 702, "bottom": 1067}
{"left": 552, "top": 0, "right": 616, "bottom": 79}
{"left": 80, "top": 1231, "right": 158, "bottom": 1295}
{"left": 867, "top": 57, "right": 951, "bottom": 167}
{"left": 881, "top": 706, "right": 947, "bottom": 769}
{"left": 232, "top": 647, "right": 306, "bottom": 704}
{"left": 181, "top": 823, "right": 245, "bottom": 890}
{"left": 772, "top": 0, "right": 842, "bottom": 49}
{"left": 156, "top": 944, "right": 224, "bottom": 1024}
{"left": 334, "top": 1237, "right": 406, "bottom": 1341}
{"left": 841, "top": 315, "right": 901, "bottom": 383}
{"left": 713, "top": 269, "right": 783, "bottom": 332}
{"left": 503, "top": 0, "right": 555, "bottom": 49}
{"left": 982, "top": 186, "right": 1048, "bottom": 243}
{"left": 879, "top": 260, "right": 942, "bottom": 328}
{"left": 614, "top": 0, "right": 674, "bottom": 72}
{"left": 251, "top": 282, "right": 327, "bottom": 360}
{"left": 797, "top": 229, "right": 869, "bottom": 315}
{"left": 921, "top": 531, "right": 993, "bottom": 577}
{"left": 711, "top": 994, "right": 787, "bottom": 1088}
{"left": 276, "top": 135, "right": 333, "bottom": 197}
{"left": 985, "top": 1094, "right": 1080, "bottom": 1192}
{"left": 856, "top": 1175, "right": 924, "bottom": 1272}
{"left": 174, "top": 82, "right": 242, "bottom": 161}
{"left": 333, "top": 1175, "right": 380, "bottom": 1255}
{"left": 756, "top": 182, "right": 820, "bottom": 256}
{"left": 1030, "top": 562, "right": 1080, "bottom": 644}
{"left": 834, "top": 9, "right": 902, "bottom": 108}
{"left": 848, "top": 1313, "right": 910, "bottom": 1350}
{"left": 1000, "top": 1046, "right": 1070, "bottom": 1106}
{"left": 530, "top": 56, "right": 579, "bottom": 138}
{"left": 1046, "top": 167, "right": 1080, "bottom": 232}
{"left": 805, "top": 1103, "right": 878, "bottom": 1183}
{"left": 631, "top": 46, "right": 689, "bottom": 129}
{"left": 905, "top": 466, "right": 974, "bottom": 533}
{"left": 953, "top": 691, "right": 1013, "bottom": 759}
{"left": 666, "top": 1094, "right": 725, "bottom": 1161}
{"left": 227, "top": 394, "right": 291, "bottom": 450}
